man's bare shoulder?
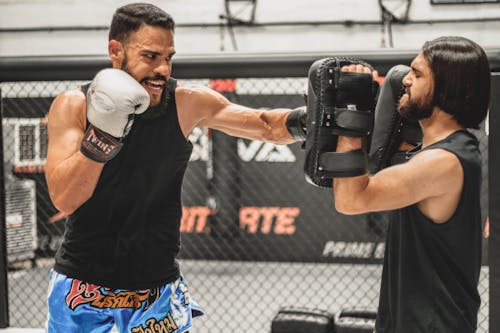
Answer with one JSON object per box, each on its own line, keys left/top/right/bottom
{"left": 175, "top": 83, "right": 228, "bottom": 110}
{"left": 52, "top": 88, "right": 86, "bottom": 110}
{"left": 175, "top": 83, "right": 220, "bottom": 98}
{"left": 407, "top": 147, "right": 463, "bottom": 185}
{"left": 411, "top": 147, "right": 461, "bottom": 169}
{"left": 49, "top": 88, "right": 87, "bottom": 126}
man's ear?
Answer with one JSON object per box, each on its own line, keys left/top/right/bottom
{"left": 108, "top": 40, "right": 124, "bottom": 67}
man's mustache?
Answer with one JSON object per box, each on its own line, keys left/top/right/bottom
{"left": 140, "top": 75, "right": 167, "bottom": 83}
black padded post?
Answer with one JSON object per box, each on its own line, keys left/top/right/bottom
{"left": 489, "top": 73, "right": 500, "bottom": 333}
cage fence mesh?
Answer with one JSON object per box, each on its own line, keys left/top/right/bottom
{"left": 1, "top": 76, "right": 490, "bottom": 332}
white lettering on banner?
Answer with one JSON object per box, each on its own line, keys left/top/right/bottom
{"left": 322, "top": 241, "right": 385, "bottom": 259}
{"left": 373, "top": 242, "right": 385, "bottom": 259}
{"left": 237, "top": 140, "right": 296, "bottom": 162}
{"left": 188, "top": 127, "right": 209, "bottom": 161}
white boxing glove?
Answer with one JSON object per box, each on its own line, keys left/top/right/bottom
{"left": 80, "top": 68, "right": 150, "bottom": 163}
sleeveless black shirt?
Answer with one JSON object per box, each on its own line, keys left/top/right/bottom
{"left": 375, "top": 130, "right": 482, "bottom": 333}
{"left": 54, "top": 78, "right": 193, "bottom": 289}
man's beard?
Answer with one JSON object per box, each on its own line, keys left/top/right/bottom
{"left": 121, "top": 56, "right": 170, "bottom": 117}
{"left": 398, "top": 91, "right": 434, "bottom": 121}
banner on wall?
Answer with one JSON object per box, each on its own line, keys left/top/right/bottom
{"left": 1, "top": 86, "right": 490, "bottom": 265}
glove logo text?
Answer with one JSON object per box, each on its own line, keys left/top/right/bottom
{"left": 87, "top": 128, "right": 117, "bottom": 154}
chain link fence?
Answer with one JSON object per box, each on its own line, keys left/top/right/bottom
{"left": 1, "top": 71, "right": 490, "bottom": 331}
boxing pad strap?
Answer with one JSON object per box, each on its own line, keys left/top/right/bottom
{"left": 318, "top": 150, "right": 367, "bottom": 177}
{"left": 323, "top": 106, "right": 373, "bottom": 135}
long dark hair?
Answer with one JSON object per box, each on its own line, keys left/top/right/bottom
{"left": 422, "top": 36, "right": 490, "bottom": 129}
{"left": 109, "top": 3, "right": 175, "bottom": 44}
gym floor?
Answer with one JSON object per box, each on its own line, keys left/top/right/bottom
{"left": 3, "top": 258, "right": 490, "bottom": 332}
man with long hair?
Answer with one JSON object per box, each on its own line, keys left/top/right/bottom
{"left": 334, "top": 36, "right": 490, "bottom": 332}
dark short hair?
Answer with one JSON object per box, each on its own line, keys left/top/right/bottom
{"left": 109, "top": 3, "right": 175, "bottom": 43}
{"left": 422, "top": 36, "right": 490, "bottom": 129}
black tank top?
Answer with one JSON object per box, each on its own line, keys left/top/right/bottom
{"left": 375, "top": 130, "right": 482, "bottom": 333}
{"left": 54, "top": 78, "right": 193, "bottom": 289}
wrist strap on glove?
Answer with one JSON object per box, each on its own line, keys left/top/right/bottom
{"left": 286, "top": 107, "right": 307, "bottom": 141}
{"left": 80, "top": 124, "right": 123, "bottom": 163}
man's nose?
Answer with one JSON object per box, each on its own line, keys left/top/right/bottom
{"left": 402, "top": 73, "right": 412, "bottom": 87}
{"left": 154, "top": 60, "right": 171, "bottom": 77}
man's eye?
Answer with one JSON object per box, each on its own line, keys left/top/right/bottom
{"left": 145, "top": 54, "right": 156, "bottom": 60}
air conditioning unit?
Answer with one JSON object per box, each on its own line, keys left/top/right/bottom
{"left": 2, "top": 117, "right": 42, "bottom": 263}
{"left": 5, "top": 179, "right": 37, "bottom": 264}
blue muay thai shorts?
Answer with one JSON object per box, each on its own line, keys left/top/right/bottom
{"left": 46, "top": 269, "right": 204, "bottom": 333}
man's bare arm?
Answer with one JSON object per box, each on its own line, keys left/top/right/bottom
{"left": 45, "top": 90, "right": 104, "bottom": 214}
{"left": 333, "top": 136, "right": 463, "bottom": 222}
{"left": 176, "top": 85, "right": 298, "bottom": 144}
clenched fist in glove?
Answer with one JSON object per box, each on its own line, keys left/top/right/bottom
{"left": 286, "top": 106, "right": 307, "bottom": 141}
{"left": 80, "top": 69, "right": 150, "bottom": 163}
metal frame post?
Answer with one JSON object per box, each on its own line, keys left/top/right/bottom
{"left": 0, "top": 87, "right": 9, "bottom": 328}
